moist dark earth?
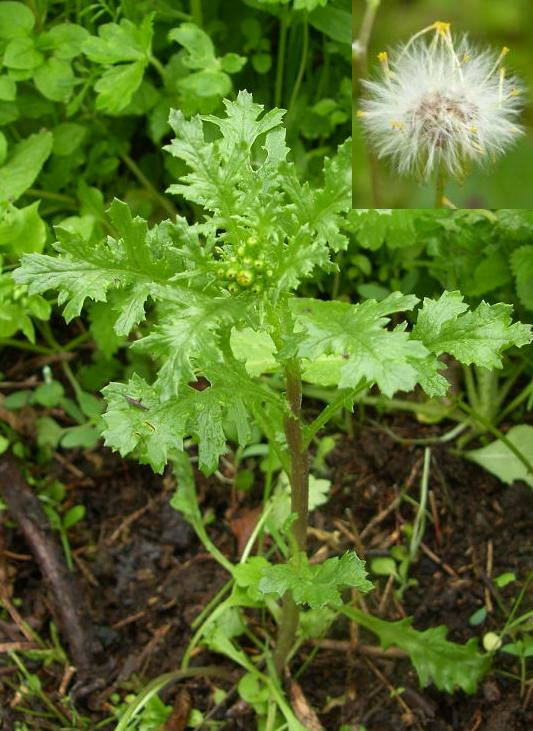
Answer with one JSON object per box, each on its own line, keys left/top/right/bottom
{"left": 1, "top": 397, "right": 532, "bottom": 730}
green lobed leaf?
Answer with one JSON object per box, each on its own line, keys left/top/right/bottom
{"left": 286, "top": 293, "right": 426, "bottom": 397}
{"left": 3, "top": 36, "right": 43, "bottom": 69}
{"left": 258, "top": 551, "right": 373, "bottom": 609}
{"left": 412, "top": 291, "right": 532, "bottom": 369}
{"left": 101, "top": 374, "right": 251, "bottom": 474}
{"left": 40, "top": 23, "right": 90, "bottom": 59}
{"left": 94, "top": 62, "right": 146, "bottom": 114}
{"left": 132, "top": 299, "right": 241, "bottom": 400}
{"left": 0, "top": 201, "right": 46, "bottom": 255}
{"left": 82, "top": 17, "right": 153, "bottom": 64}
{"left": 13, "top": 199, "right": 178, "bottom": 327}
{"left": 342, "top": 606, "right": 491, "bottom": 695}
{"left": 0, "top": 77, "right": 17, "bottom": 102}
{"left": 165, "top": 90, "right": 286, "bottom": 221}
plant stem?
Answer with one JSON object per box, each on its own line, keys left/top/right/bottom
{"left": 149, "top": 55, "right": 166, "bottom": 82}
{"left": 118, "top": 151, "right": 178, "bottom": 219}
{"left": 273, "top": 357, "right": 309, "bottom": 675}
{"left": 190, "top": 0, "right": 203, "bottom": 26}
{"left": 287, "top": 15, "right": 309, "bottom": 113}
{"left": 353, "top": 0, "right": 382, "bottom": 206}
{"left": 275, "top": 9, "right": 290, "bottom": 108}
{"left": 434, "top": 164, "right": 446, "bottom": 208}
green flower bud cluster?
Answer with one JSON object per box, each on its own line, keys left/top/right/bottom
{"left": 216, "top": 235, "right": 273, "bottom": 294}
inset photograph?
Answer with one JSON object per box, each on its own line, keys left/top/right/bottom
{"left": 353, "top": 0, "right": 533, "bottom": 207}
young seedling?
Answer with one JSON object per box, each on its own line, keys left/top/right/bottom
{"left": 14, "top": 92, "right": 532, "bottom": 723}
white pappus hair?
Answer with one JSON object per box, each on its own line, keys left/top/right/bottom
{"left": 357, "top": 22, "right": 524, "bottom": 181}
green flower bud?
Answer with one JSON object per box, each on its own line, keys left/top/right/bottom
{"left": 226, "top": 267, "right": 238, "bottom": 280}
{"left": 237, "top": 245, "right": 246, "bottom": 257}
{"left": 242, "top": 257, "right": 253, "bottom": 268}
{"left": 247, "top": 235, "right": 258, "bottom": 246}
{"left": 227, "top": 283, "right": 240, "bottom": 294}
{"left": 216, "top": 267, "right": 226, "bottom": 278}
{"left": 254, "top": 259, "right": 265, "bottom": 271}
{"left": 265, "top": 268, "right": 274, "bottom": 278}
{"left": 237, "top": 270, "right": 254, "bottom": 287}
{"left": 483, "top": 632, "right": 502, "bottom": 652}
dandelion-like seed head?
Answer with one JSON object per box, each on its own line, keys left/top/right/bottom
{"left": 358, "top": 22, "right": 524, "bottom": 180}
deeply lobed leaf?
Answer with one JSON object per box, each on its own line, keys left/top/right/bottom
{"left": 258, "top": 551, "right": 373, "bottom": 608}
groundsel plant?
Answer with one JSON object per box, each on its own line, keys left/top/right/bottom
{"left": 14, "top": 92, "right": 533, "bottom": 727}
{"left": 357, "top": 21, "right": 524, "bottom": 206}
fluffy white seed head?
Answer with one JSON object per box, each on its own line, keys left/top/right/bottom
{"left": 358, "top": 22, "right": 524, "bottom": 180}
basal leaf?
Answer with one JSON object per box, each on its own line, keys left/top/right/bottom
{"left": 343, "top": 607, "right": 491, "bottom": 695}
{"left": 465, "top": 424, "right": 533, "bottom": 488}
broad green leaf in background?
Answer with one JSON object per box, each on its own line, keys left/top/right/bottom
{"left": 33, "top": 57, "right": 75, "bottom": 102}
{"left": 39, "top": 23, "right": 89, "bottom": 59}
{"left": 510, "top": 245, "right": 533, "bottom": 311}
{"left": 93, "top": 62, "right": 145, "bottom": 113}
{"left": 52, "top": 123, "right": 87, "bottom": 156}
{"left": 230, "top": 326, "right": 349, "bottom": 385}
{"left": 258, "top": 551, "right": 373, "bottom": 609}
{"left": 3, "top": 36, "right": 43, "bottom": 69}
{"left": 0, "top": 77, "right": 17, "bottom": 102}
{"left": 82, "top": 17, "right": 153, "bottom": 64}
{"left": 0, "top": 130, "right": 52, "bottom": 201}
{"left": 347, "top": 209, "right": 419, "bottom": 250}
{"left": 465, "top": 425, "right": 533, "bottom": 488}
{"left": 82, "top": 16, "right": 154, "bottom": 113}
{"left": 169, "top": 23, "right": 246, "bottom": 99}
{"left": 0, "top": 201, "right": 46, "bottom": 255}
{"left": 0, "top": 263, "right": 51, "bottom": 342}
{"left": 0, "top": 2, "right": 35, "bottom": 39}
{"left": 342, "top": 606, "right": 491, "bottom": 695}
{"left": 309, "top": 0, "right": 352, "bottom": 44}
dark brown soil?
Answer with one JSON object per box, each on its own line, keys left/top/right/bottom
{"left": 1, "top": 403, "right": 532, "bottom": 731}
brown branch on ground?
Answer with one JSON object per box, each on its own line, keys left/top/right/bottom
{"left": 0, "top": 452, "right": 96, "bottom": 675}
